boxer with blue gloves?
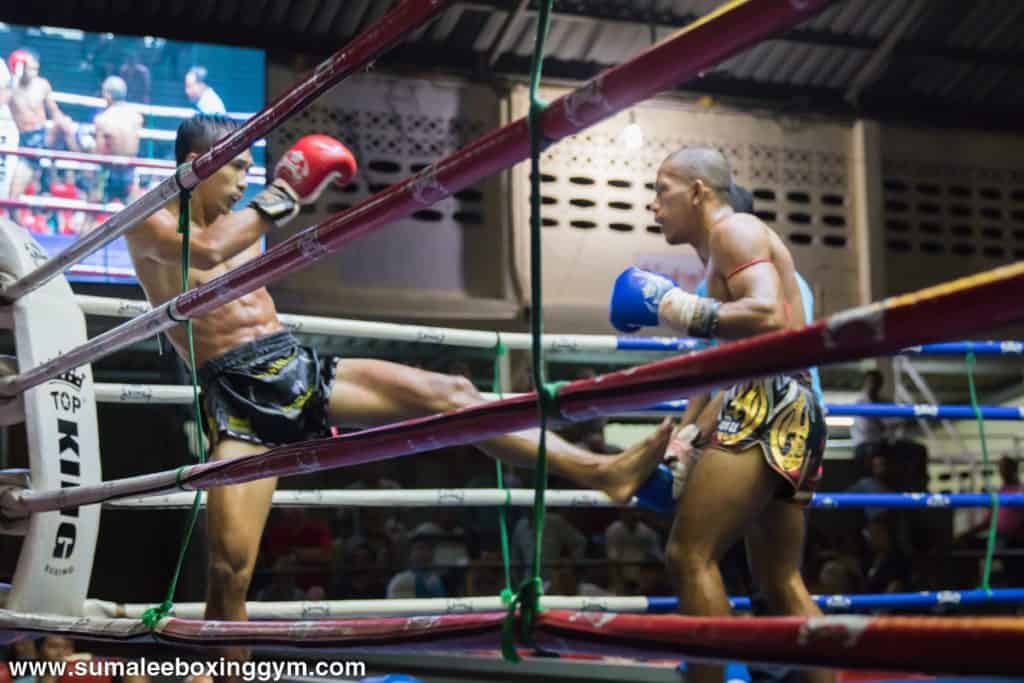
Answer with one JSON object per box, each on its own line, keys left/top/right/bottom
{"left": 598, "top": 147, "right": 832, "bottom": 683}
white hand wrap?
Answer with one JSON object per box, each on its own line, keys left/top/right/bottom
{"left": 664, "top": 423, "right": 702, "bottom": 500}
{"left": 658, "top": 288, "right": 721, "bottom": 338}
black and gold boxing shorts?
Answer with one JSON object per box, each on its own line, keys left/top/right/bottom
{"left": 712, "top": 373, "right": 826, "bottom": 498}
{"left": 197, "top": 331, "right": 337, "bottom": 448}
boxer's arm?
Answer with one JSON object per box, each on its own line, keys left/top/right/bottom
{"left": 677, "top": 391, "right": 710, "bottom": 430}
{"left": 133, "top": 207, "right": 270, "bottom": 269}
{"left": 708, "top": 219, "right": 788, "bottom": 339}
{"left": 42, "top": 79, "right": 63, "bottom": 121}
{"left": 693, "top": 393, "right": 724, "bottom": 444}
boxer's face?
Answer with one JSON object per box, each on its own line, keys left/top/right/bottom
{"left": 191, "top": 149, "right": 252, "bottom": 218}
{"left": 650, "top": 162, "right": 698, "bottom": 245}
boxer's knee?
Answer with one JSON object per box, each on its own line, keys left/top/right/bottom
{"left": 208, "top": 555, "right": 255, "bottom": 602}
{"left": 666, "top": 536, "right": 714, "bottom": 586}
{"left": 422, "top": 372, "right": 483, "bottom": 413}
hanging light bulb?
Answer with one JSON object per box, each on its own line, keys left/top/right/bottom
{"left": 620, "top": 109, "right": 644, "bottom": 150}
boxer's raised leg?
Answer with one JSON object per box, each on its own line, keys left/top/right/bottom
{"left": 327, "top": 358, "right": 672, "bottom": 493}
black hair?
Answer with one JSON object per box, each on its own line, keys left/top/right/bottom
{"left": 175, "top": 114, "right": 239, "bottom": 165}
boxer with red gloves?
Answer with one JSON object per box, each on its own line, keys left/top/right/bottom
{"left": 125, "top": 114, "right": 669, "bottom": 679}
{"left": 248, "top": 133, "right": 357, "bottom": 226}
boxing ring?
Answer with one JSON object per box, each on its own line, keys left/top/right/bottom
{"left": 1, "top": 0, "right": 1023, "bottom": 678}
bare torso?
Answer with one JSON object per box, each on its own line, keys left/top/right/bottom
{"left": 10, "top": 77, "right": 50, "bottom": 132}
{"left": 94, "top": 103, "right": 142, "bottom": 156}
{"left": 125, "top": 213, "right": 284, "bottom": 367}
{"left": 704, "top": 214, "right": 807, "bottom": 330}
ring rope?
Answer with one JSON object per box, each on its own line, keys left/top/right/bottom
{"left": 97, "top": 489, "right": 1024, "bottom": 510}
{"left": 0, "top": 144, "right": 266, "bottom": 176}
{"left": 0, "top": 0, "right": 456, "bottom": 302}
{"left": 1, "top": 608, "right": 1023, "bottom": 675}
{"left": 0, "top": 0, "right": 837, "bottom": 397}
{"left": 8, "top": 261, "right": 1024, "bottom": 517}
{"left": 78, "top": 588, "right": 1024, "bottom": 621}
{"left": 75, "top": 294, "right": 1024, "bottom": 357}
{"left": 87, "top": 381, "right": 1024, "bottom": 421}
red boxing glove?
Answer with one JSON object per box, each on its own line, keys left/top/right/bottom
{"left": 274, "top": 134, "right": 357, "bottom": 205}
{"left": 8, "top": 50, "right": 32, "bottom": 78}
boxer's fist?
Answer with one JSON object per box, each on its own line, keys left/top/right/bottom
{"left": 249, "top": 135, "right": 357, "bottom": 227}
{"left": 609, "top": 267, "right": 677, "bottom": 333}
{"left": 274, "top": 134, "right": 357, "bottom": 205}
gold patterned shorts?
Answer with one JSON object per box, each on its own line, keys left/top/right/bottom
{"left": 711, "top": 373, "right": 826, "bottom": 498}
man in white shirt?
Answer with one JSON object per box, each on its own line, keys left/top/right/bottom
{"left": 185, "top": 66, "right": 226, "bottom": 114}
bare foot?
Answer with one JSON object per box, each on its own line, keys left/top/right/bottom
{"left": 597, "top": 417, "right": 674, "bottom": 503}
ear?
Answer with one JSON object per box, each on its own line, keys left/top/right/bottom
{"left": 690, "top": 178, "right": 706, "bottom": 206}
{"left": 185, "top": 151, "right": 199, "bottom": 164}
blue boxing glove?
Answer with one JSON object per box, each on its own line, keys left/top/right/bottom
{"left": 609, "top": 267, "right": 678, "bottom": 333}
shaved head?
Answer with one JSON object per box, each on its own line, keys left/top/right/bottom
{"left": 662, "top": 146, "right": 733, "bottom": 194}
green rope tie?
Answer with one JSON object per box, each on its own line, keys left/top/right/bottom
{"left": 966, "top": 348, "right": 998, "bottom": 592}
{"left": 142, "top": 188, "right": 208, "bottom": 629}
{"left": 501, "top": 0, "right": 555, "bottom": 663}
{"left": 491, "top": 334, "right": 515, "bottom": 605}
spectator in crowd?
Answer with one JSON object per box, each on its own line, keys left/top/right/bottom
{"left": 631, "top": 551, "right": 673, "bottom": 596}
{"left": 184, "top": 66, "right": 225, "bottom": 114}
{"left": 815, "top": 558, "right": 864, "bottom": 596}
{"left": 546, "top": 556, "right": 610, "bottom": 597}
{"left": 430, "top": 510, "right": 470, "bottom": 572}
{"left": 846, "top": 452, "right": 893, "bottom": 522}
{"left": 386, "top": 527, "right": 446, "bottom": 599}
{"left": 511, "top": 511, "right": 585, "bottom": 581}
{"left": 463, "top": 445, "right": 523, "bottom": 551}
{"left": 864, "top": 514, "right": 912, "bottom": 595}
{"left": 556, "top": 368, "right": 621, "bottom": 454}
{"left": 851, "top": 369, "right": 887, "bottom": 465}
{"left": 118, "top": 51, "right": 151, "bottom": 105}
{"left": 68, "top": 76, "right": 142, "bottom": 203}
{"left": 604, "top": 509, "right": 662, "bottom": 594}
{"left": 261, "top": 508, "right": 332, "bottom": 595}
{"left": 32, "top": 635, "right": 150, "bottom": 683}
{"left": 956, "top": 455, "right": 1023, "bottom": 548}
{"left": 332, "top": 542, "right": 387, "bottom": 599}
{"left": 253, "top": 556, "right": 306, "bottom": 602}
{"left": 7, "top": 49, "right": 71, "bottom": 198}
{"left": 465, "top": 548, "right": 506, "bottom": 597}
{"left": 4, "top": 637, "right": 39, "bottom": 683}
{"left": 0, "top": 55, "right": 12, "bottom": 122}
{"left": 49, "top": 169, "right": 84, "bottom": 235}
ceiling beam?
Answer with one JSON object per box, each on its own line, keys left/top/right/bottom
{"left": 844, "top": 0, "right": 929, "bottom": 106}
{"left": 458, "top": 0, "right": 1024, "bottom": 70}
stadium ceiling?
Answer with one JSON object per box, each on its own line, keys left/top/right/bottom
{"left": 0, "top": 0, "right": 1022, "bottom": 129}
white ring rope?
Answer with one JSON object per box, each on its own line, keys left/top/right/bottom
{"left": 76, "top": 295, "right": 628, "bottom": 352}
{"left": 85, "top": 596, "right": 649, "bottom": 620}
{"left": 105, "top": 488, "right": 619, "bottom": 509}
{"left": 51, "top": 91, "right": 256, "bottom": 121}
